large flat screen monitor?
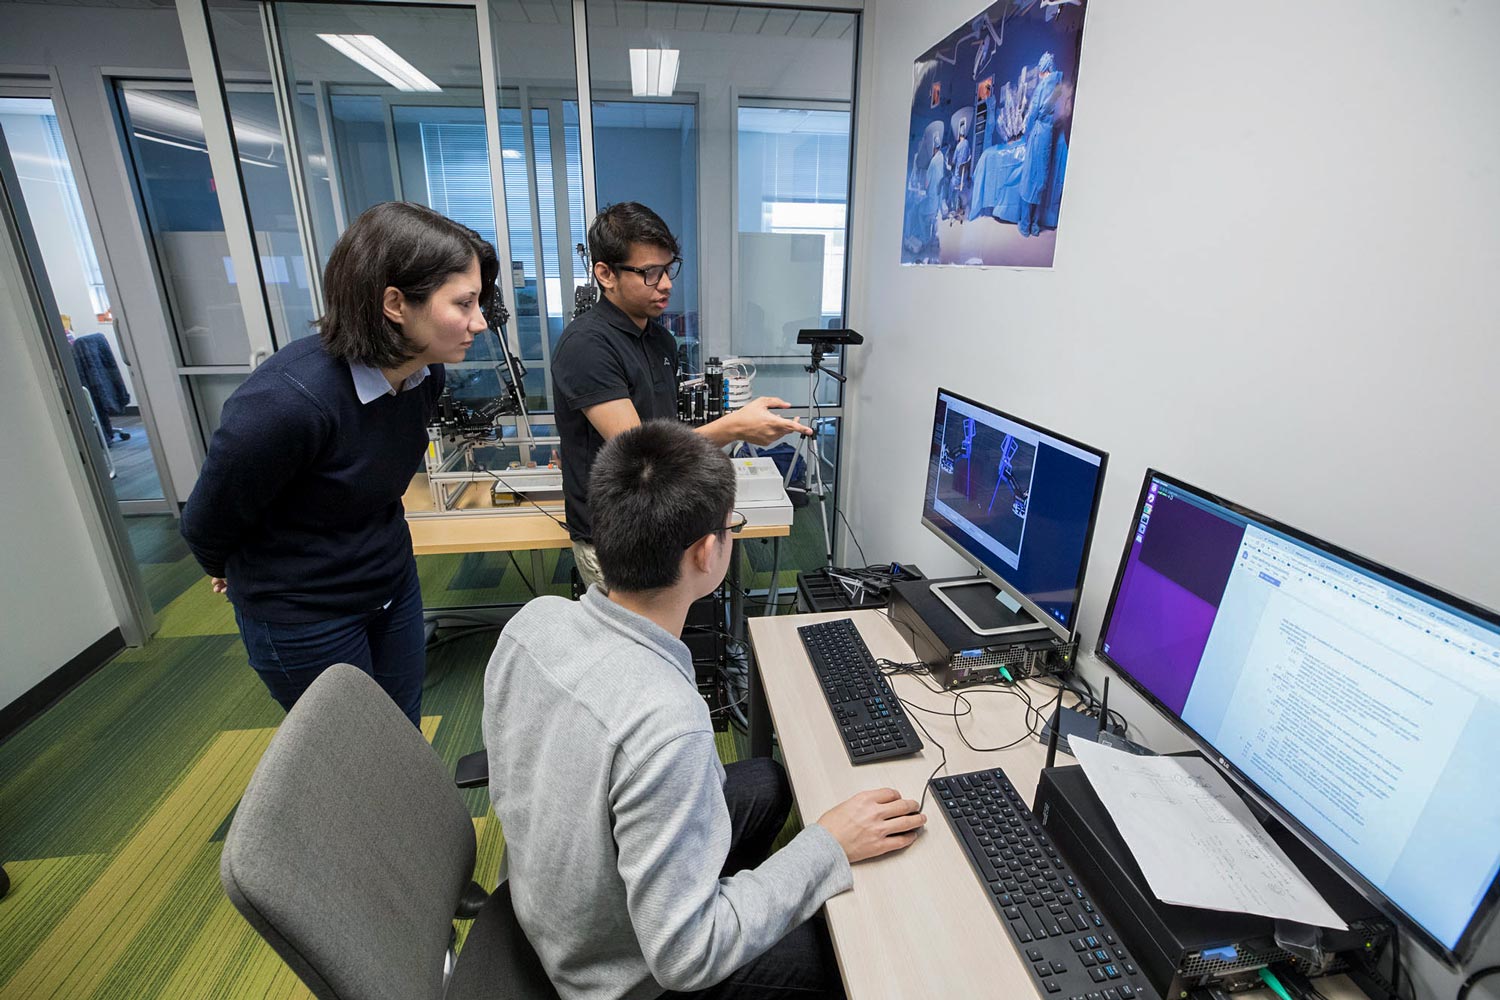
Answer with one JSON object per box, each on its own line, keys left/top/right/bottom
{"left": 1097, "top": 470, "right": 1500, "bottom": 961}
{"left": 921, "top": 388, "right": 1107, "bottom": 642}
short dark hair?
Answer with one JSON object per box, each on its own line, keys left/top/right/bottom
{"left": 318, "top": 202, "right": 499, "bottom": 368}
{"left": 590, "top": 420, "right": 735, "bottom": 593}
{"left": 587, "top": 202, "right": 679, "bottom": 269}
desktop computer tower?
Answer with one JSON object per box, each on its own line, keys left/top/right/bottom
{"left": 1032, "top": 764, "right": 1391, "bottom": 997}
{"left": 887, "top": 577, "right": 1076, "bottom": 687}
{"left": 685, "top": 590, "right": 728, "bottom": 727}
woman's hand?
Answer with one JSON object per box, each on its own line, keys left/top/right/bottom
{"left": 210, "top": 577, "right": 228, "bottom": 595}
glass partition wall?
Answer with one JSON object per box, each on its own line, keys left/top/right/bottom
{"left": 586, "top": 1, "right": 858, "bottom": 586}
{"left": 165, "top": 0, "right": 858, "bottom": 585}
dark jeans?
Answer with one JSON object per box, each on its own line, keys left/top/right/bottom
{"left": 663, "top": 758, "right": 847, "bottom": 1000}
{"left": 232, "top": 562, "right": 426, "bottom": 726}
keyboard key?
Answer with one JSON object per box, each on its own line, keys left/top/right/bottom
{"left": 1119, "top": 986, "right": 1136, "bottom": 999}
{"left": 1089, "top": 968, "right": 1108, "bottom": 984}
{"left": 1051, "top": 961, "right": 1067, "bottom": 975}
{"left": 1104, "top": 965, "right": 1121, "bottom": 980}
{"left": 1104, "top": 990, "right": 1122, "bottom": 1000}
{"left": 1027, "top": 948, "right": 1044, "bottom": 962}
{"left": 1071, "top": 938, "right": 1088, "bottom": 953}
{"left": 1044, "top": 981, "right": 1062, "bottom": 994}
{"left": 1124, "top": 963, "right": 1138, "bottom": 976}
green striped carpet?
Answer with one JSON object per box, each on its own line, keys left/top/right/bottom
{"left": 0, "top": 509, "right": 821, "bottom": 998}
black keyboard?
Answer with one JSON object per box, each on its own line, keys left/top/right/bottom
{"left": 796, "top": 618, "right": 923, "bottom": 765}
{"left": 932, "top": 768, "right": 1160, "bottom": 1000}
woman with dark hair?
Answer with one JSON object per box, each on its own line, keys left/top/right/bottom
{"left": 181, "top": 202, "right": 499, "bottom": 725}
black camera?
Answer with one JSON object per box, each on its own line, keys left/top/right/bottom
{"left": 796, "top": 328, "right": 864, "bottom": 347}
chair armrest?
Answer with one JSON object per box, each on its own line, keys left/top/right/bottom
{"left": 455, "top": 750, "right": 489, "bottom": 789}
{"left": 454, "top": 880, "right": 489, "bottom": 920}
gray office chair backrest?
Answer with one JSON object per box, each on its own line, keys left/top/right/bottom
{"left": 220, "top": 664, "right": 477, "bottom": 1000}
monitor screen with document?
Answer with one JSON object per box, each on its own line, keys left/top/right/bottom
{"left": 1097, "top": 470, "right": 1500, "bottom": 960}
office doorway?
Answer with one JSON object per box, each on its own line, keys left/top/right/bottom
{"left": 0, "top": 102, "right": 155, "bottom": 637}
{"left": 0, "top": 93, "right": 176, "bottom": 510}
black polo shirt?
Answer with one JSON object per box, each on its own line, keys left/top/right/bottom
{"left": 551, "top": 295, "right": 678, "bottom": 541}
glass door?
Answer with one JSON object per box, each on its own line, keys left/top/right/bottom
{"left": 0, "top": 93, "right": 174, "bottom": 508}
{"left": 0, "top": 112, "right": 154, "bottom": 638}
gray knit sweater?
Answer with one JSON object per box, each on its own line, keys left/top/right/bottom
{"left": 482, "top": 589, "right": 853, "bottom": 999}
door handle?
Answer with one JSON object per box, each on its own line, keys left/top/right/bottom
{"left": 250, "top": 347, "right": 271, "bottom": 370}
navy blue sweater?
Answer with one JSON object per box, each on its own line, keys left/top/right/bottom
{"left": 180, "top": 337, "right": 443, "bottom": 622}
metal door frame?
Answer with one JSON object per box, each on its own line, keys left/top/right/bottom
{"left": 0, "top": 126, "right": 155, "bottom": 643}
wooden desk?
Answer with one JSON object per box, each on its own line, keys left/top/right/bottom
{"left": 747, "top": 610, "right": 1365, "bottom": 1000}
{"left": 404, "top": 474, "right": 790, "bottom": 627}
{"left": 403, "top": 472, "right": 790, "bottom": 555}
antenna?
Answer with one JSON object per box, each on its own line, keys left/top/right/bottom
{"left": 1098, "top": 676, "right": 1111, "bottom": 737}
{"left": 1045, "top": 702, "right": 1062, "bottom": 770}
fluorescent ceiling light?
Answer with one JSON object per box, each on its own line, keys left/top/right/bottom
{"left": 123, "top": 91, "right": 284, "bottom": 148}
{"left": 317, "top": 34, "right": 441, "bottom": 93}
{"left": 133, "top": 132, "right": 279, "bottom": 169}
{"left": 629, "top": 48, "right": 679, "bottom": 98}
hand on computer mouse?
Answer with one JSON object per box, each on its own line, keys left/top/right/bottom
{"left": 817, "top": 788, "right": 927, "bottom": 863}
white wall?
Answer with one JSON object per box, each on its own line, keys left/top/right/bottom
{"left": 845, "top": 0, "right": 1500, "bottom": 992}
{"left": 0, "top": 183, "right": 122, "bottom": 709}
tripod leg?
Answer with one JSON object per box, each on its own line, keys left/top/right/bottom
{"left": 807, "top": 429, "right": 834, "bottom": 565}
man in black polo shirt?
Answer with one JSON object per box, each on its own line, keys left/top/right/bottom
{"left": 553, "top": 202, "right": 811, "bottom": 589}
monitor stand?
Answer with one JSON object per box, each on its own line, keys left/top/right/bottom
{"left": 929, "top": 578, "right": 1045, "bottom": 636}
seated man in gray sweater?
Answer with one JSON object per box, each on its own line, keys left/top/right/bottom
{"left": 483, "top": 420, "right": 927, "bottom": 999}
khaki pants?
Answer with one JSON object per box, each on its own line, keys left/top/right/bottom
{"left": 571, "top": 540, "right": 607, "bottom": 594}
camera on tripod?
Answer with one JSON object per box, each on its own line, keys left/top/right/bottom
{"left": 797, "top": 329, "right": 863, "bottom": 384}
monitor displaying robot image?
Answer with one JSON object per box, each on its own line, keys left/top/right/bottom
{"left": 1097, "top": 470, "right": 1500, "bottom": 961}
{"left": 922, "top": 388, "right": 1107, "bottom": 641}
{"left": 935, "top": 409, "right": 1038, "bottom": 564}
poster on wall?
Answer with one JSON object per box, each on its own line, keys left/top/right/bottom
{"left": 901, "top": 0, "right": 1088, "bottom": 269}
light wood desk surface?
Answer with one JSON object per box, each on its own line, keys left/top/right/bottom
{"left": 402, "top": 473, "right": 791, "bottom": 556}
{"left": 748, "top": 610, "right": 1364, "bottom": 1000}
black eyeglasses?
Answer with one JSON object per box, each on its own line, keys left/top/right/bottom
{"left": 613, "top": 257, "right": 682, "bottom": 287}
{"left": 686, "top": 511, "right": 748, "bottom": 548}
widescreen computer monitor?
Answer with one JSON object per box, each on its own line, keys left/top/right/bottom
{"left": 921, "top": 388, "right": 1107, "bottom": 642}
{"left": 1097, "top": 470, "right": 1500, "bottom": 961}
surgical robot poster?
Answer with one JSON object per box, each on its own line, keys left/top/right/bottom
{"left": 902, "top": 0, "right": 1088, "bottom": 268}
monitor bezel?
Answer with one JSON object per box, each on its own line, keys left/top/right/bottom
{"left": 919, "top": 387, "right": 1109, "bottom": 643}
{"left": 1094, "top": 467, "right": 1500, "bottom": 965}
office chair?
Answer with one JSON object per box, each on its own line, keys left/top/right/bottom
{"left": 220, "top": 664, "right": 558, "bottom": 1000}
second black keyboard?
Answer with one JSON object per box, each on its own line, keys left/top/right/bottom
{"left": 932, "top": 767, "right": 1160, "bottom": 1000}
{"left": 796, "top": 618, "right": 924, "bottom": 764}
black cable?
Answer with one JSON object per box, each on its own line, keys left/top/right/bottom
{"left": 475, "top": 463, "right": 571, "bottom": 530}
{"left": 730, "top": 584, "right": 798, "bottom": 609}
{"left": 506, "top": 550, "right": 537, "bottom": 598}
{"left": 1389, "top": 933, "right": 1402, "bottom": 1000}
{"left": 836, "top": 507, "right": 869, "bottom": 568}
{"left": 425, "top": 623, "right": 502, "bottom": 649}
{"left": 1458, "top": 965, "right": 1500, "bottom": 1000}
